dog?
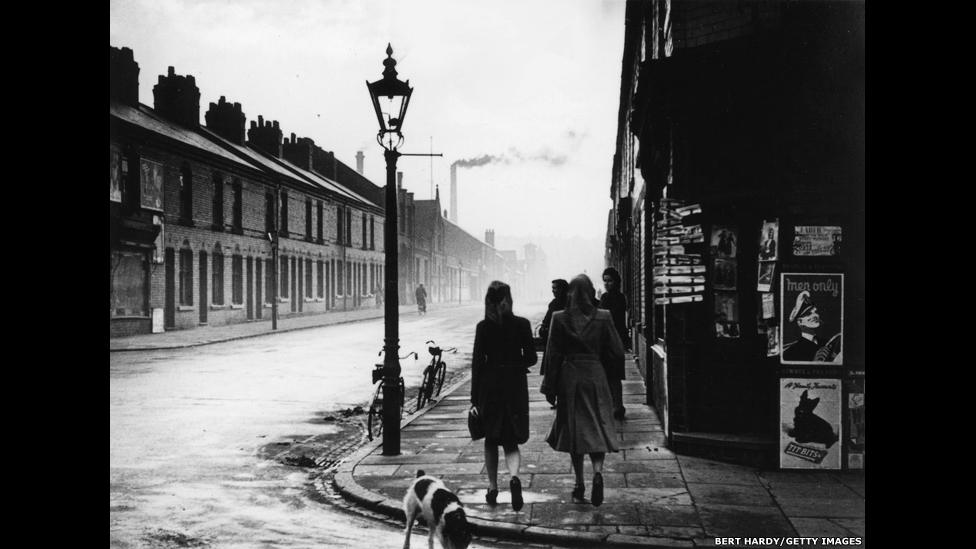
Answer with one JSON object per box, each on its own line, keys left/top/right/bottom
{"left": 787, "top": 390, "right": 839, "bottom": 448}
{"left": 403, "top": 470, "right": 473, "bottom": 549}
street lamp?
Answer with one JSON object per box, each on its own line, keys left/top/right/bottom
{"left": 367, "top": 43, "right": 413, "bottom": 456}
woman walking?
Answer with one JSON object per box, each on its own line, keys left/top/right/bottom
{"left": 541, "top": 274, "right": 625, "bottom": 507}
{"left": 470, "top": 281, "right": 538, "bottom": 511}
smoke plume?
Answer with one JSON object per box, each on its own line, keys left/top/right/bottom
{"left": 453, "top": 147, "right": 567, "bottom": 168}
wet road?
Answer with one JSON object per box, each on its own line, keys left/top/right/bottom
{"left": 110, "top": 302, "right": 547, "bottom": 548}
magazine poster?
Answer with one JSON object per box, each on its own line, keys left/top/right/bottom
{"left": 792, "top": 226, "right": 842, "bottom": 257}
{"left": 762, "top": 292, "right": 776, "bottom": 319}
{"left": 780, "top": 273, "right": 844, "bottom": 365}
{"left": 714, "top": 291, "right": 740, "bottom": 339}
{"left": 713, "top": 258, "right": 737, "bottom": 290}
{"left": 757, "top": 261, "right": 775, "bottom": 292}
{"left": 845, "top": 378, "right": 865, "bottom": 469}
{"left": 710, "top": 225, "right": 737, "bottom": 259}
{"left": 767, "top": 326, "right": 780, "bottom": 357}
{"left": 758, "top": 219, "right": 779, "bottom": 260}
{"left": 780, "top": 378, "right": 842, "bottom": 469}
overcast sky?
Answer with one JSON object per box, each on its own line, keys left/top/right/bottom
{"left": 110, "top": 0, "right": 625, "bottom": 279}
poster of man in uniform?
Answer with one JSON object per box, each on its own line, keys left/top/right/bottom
{"left": 710, "top": 225, "right": 737, "bottom": 258}
{"left": 780, "top": 378, "right": 841, "bottom": 469}
{"left": 792, "top": 226, "right": 842, "bottom": 256}
{"left": 758, "top": 219, "right": 779, "bottom": 260}
{"left": 714, "top": 291, "right": 740, "bottom": 338}
{"left": 780, "top": 273, "right": 843, "bottom": 365}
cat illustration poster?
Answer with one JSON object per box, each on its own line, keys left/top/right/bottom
{"left": 780, "top": 378, "right": 842, "bottom": 469}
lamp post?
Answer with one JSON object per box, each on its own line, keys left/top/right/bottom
{"left": 367, "top": 44, "right": 413, "bottom": 456}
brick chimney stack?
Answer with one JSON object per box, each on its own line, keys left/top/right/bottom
{"left": 247, "top": 115, "right": 283, "bottom": 158}
{"left": 109, "top": 46, "right": 140, "bottom": 106}
{"left": 152, "top": 66, "right": 200, "bottom": 127}
{"left": 450, "top": 163, "right": 458, "bottom": 224}
{"left": 397, "top": 171, "right": 403, "bottom": 189}
{"left": 356, "top": 151, "right": 365, "bottom": 174}
{"left": 282, "top": 133, "right": 315, "bottom": 170}
{"left": 485, "top": 229, "right": 495, "bottom": 247}
{"left": 204, "top": 96, "right": 246, "bottom": 145}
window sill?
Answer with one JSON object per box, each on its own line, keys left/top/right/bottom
{"left": 304, "top": 297, "right": 314, "bottom": 303}
{"left": 314, "top": 297, "right": 324, "bottom": 302}
{"left": 177, "top": 305, "right": 195, "bottom": 312}
{"left": 230, "top": 304, "right": 244, "bottom": 310}
{"left": 278, "top": 297, "right": 290, "bottom": 303}
{"left": 210, "top": 304, "right": 229, "bottom": 310}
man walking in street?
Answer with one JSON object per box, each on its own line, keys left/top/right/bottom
{"left": 599, "top": 267, "right": 629, "bottom": 420}
{"left": 415, "top": 283, "right": 428, "bottom": 315}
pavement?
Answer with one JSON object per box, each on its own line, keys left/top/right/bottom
{"left": 110, "top": 303, "right": 449, "bottom": 351}
{"left": 332, "top": 358, "right": 866, "bottom": 548}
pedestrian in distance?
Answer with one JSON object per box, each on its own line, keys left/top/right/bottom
{"left": 469, "top": 281, "right": 538, "bottom": 512}
{"left": 541, "top": 274, "right": 624, "bottom": 507}
{"left": 599, "top": 266, "right": 629, "bottom": 420}
{"left": 415, "top": 283, "right": 428, "bottom": 315}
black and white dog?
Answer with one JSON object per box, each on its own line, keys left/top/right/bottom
{"left": 403, "top": 470, "right": 473, "bottom": 549}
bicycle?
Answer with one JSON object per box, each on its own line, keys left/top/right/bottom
{"left": 415, "top": 340, "right": 457, "bottom": 412}
{"left": 366, "top": 349, "right": 418, "bottom": 441}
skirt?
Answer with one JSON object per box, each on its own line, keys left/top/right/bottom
{"left": 545, "top": 355, "right": 619, "bottom": 454}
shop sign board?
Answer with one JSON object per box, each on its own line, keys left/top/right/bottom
{"left": 792, "top": 226, "right": 842, "bottom": 256}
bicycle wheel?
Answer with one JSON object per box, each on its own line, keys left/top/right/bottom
{"left": 434, "top": 361, "right": 447, "bottom": 397}
{"left": 417, "top": 368, "right": 432, "bottom": 411}
{"left": 366, "top": 384, "right": 384, "bottom": 441}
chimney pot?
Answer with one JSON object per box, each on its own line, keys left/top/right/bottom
{"left": 273, "top": 120, "right": 279, "bottom": 129}
{"left": 219, "top": 96, "right": 226, "bottom": 103}
{"left": 258, "top": 115, "right": 264, "bottom": 125}
{"left": 291, "top": 132, "right": 296, "bottom": 142}
{"left": 168, "top": 66, "right": 175, "bottom": 76}
{"left": 250, "top": 121, "right": 257, "bottom": 128}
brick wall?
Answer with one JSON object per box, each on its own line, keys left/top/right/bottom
{"left": 672, "top": 0, "right": 781, "bottom": 50}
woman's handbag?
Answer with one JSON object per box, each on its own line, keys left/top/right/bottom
{"left": 468, "top": 407, "right": 485, "bottom": 440}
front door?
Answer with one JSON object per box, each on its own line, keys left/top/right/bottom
{"left": 199, "top": 251, "right": 208, "bottom": 324}
{"left": 246, "top": 257, "right": 253, "bottom": 319}
{"left": 165, "top": 248, "right": 175, "bottom": 328}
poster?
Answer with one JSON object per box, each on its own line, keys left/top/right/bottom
{"left": 761, "top": 292, "right": 775, "bottom": 319}
{"left": 713, "top": 258, "right": 736, "bottom": 290}
{"left": 758, "top": 219, "right": 779, "bottom": 260}
{"left": 140, "top": 159, "right": 165, "bottom": 212}
{"left": 110, "top": 147, "right": 122, "bottom": 202}
{"left": 845, "top": 378, "right": 865, "bottom": 469}
{"left": 757, "top": 261, "right": 775, "bottom": 292}
{"left": 710, "top": 225, "right": 737, "bottom": 258}
{"left": 780, "top": 378, "right": 842, "bottom": 469}
{"left": 767, "top": 326, "right": 780, "bottom": 357}
{"left": 792, "top": 226, "right": 842, "bottom": 257}
{"left": 780, "top": 273, "right": 843, "bottom": 365}
{"left": 714, "top": 291, "right": 739, "bottom": 338}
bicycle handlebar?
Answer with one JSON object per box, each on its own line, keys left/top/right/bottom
{"left": 378, "top": 348, "right": 418, "bottom": 360}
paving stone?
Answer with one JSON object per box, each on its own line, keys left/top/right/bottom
{"left": 626, "top": 471, "right": 688, "bottom": 489}
{"left": 607, "top": 533, "right": 695, "bottom": 548}
{"left": 646, "top": 524, "right": 706, "bottom": 539}
{"left": 830, "top": 518, "right": 865, "bottom": 536}
{"left": 531, "top": 502, "right": 641, "bottom": 526}
{"left": 686, "top": 483, "right": 776, "bottom": 507}
{"left": 623, "top": 447, "right": 679, "bottom": 460}
{"left": 776, "top": 497, "right": 865, "bottom": 518}
{"left": 530, "top": 472, "right": 626, "bottom": 489}
{"left": 681, "top": 468, "right": 763, "bottom": 486}
{"left": 414, "top": 461, "right": 486, "bottom": 475}
{"left": 618, "top": 525, "right": 649, "bottom": 536}
{"left": 605, "top": 487, "right": 692, "bottom": 506}
{"left": 635, "top": 503, "right": 701, "bottom": 527}
{"left": 765, "top": 480, "right": 860, "bottom": 500}
{"left": 789, "top": 517, "right": 857, "bottom": 538}
{"left": 758, "top": 471, "right": 837, "bottom": 485}
{"left": 604, "top": 459, "right": 680, "bottom": 474}
{"left": 696, "top": 504, "right": 796, "bottom": 538}
{"left": 522, "top": 461, "right": 573, "bottom": 474}
{"left": 359, "top": 452, "right": 461, "bottom": 465}
{"left": 521, "top": 525, "right": 604, "bottom": 545}
{"left": 677, "top": 456, "right": 754, "bottom": 472}
{"left": 353, "top": 464, "right": 400, "bottom": 476}
{"left": 586, "top": 524, "right": 619, "bottom": 535}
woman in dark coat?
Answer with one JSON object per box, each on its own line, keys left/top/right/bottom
{"left": 541, "top": 274, "right": 624, "bottom": 507}
{"left": 470, "top": 281, "right": 537, "bottom": 511}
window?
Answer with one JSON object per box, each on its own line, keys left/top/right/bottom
{"left": 317, "top": 260, "right": 324, "bottom": 298}
{"left": 232, "top": 179, "right": 243, "bottom": 232}
{"left": 280, "top": 256, "right": 289, "bottom": 298}
{"left": 232, "top": 254, "right": 243, "bottom": 304}
{"left": 110, "top": 147, "right": 122, "bottom": 202}
{"left": 362, "top": 214, "right": 367, "bottom": 249}
{"left": 179, "top": 247, "right": 193, "bottom": 305}
{"left": 110, "top": 250, "right": 147, "bottom": 317}
{"left": 370, "top": 216, "right": 375, "bottom": 250}
{"left": 212, "top": 245, "right": 225, "bottom": 305}
{"left": 305, "top": 198, "right": 313, "bottom": 240}
{"left": 265, "top": 191, "right": 275, "bottom": 234}
{"left": 305, "top": 259, "right": 313, "bottom": 298}
{"left": 265, "top": 258, "right": 273, "bottom": 303}
{"left": 337, "top": 261, "right": 344, "bottom": 295}
{"left": 337, "top": 206, "right": 344, "bottom": 244}
{"left": 212, "top": 173, "right": 224, "bottom": 229}
{"left": 316, "top": 201, "right": 323, "bottom": 242}
{"left": 346, "top": 207, "right": 352, "bottom": 246}
{"left": 180, "top": 164, "right": 193, "bottom": 223}
{"left": 280, "top": 190, "right": 289, "bottom": 236}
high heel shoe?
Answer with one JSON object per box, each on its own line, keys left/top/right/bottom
{"left": 591, "top": 472, "right": 604, "bottom": 507}
{"left": 485, "top": 488, "right": 498, "bottom": 506}
{"left": 571, "top": 483, "right": 586, "bottom": 503}
{"left": 510, "top": 476, "right": 524, "bottom": 512}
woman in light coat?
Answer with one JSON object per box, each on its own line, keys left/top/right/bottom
{"left": 540, "top": 274, "right": 624, "bottom": 507}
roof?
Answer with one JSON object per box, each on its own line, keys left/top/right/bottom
{"left": 110, "top": 102, "right": 244, "bottom": 166}
{"left": 414, "top": 199, "right": 442, "bottom": 240}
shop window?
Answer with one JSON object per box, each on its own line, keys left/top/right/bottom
{"left": 179, "top": 247, "right": 193, "bottom": 306}
{"left": 232, "top": 179, "right": 242, "bottom": 232}
{"left": 232, "top": 254, "right": 243, "bottom": 305}
{"left": 179, "top": 163, "right": 193, "bottom": 224}
{"left": 317, "top": 260, "right": 324, "bottom": 298}
{"left": 110, "top": 250, "right": 147, "bottom": 317}
{"left": 212, "top": 245, "right": 225, "bottom": 305}
{"left": 280, "top": 255, "right": 289, "bottom": 298}
{"left": 212, "top": 172, "right": 224, "bottom": 230}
